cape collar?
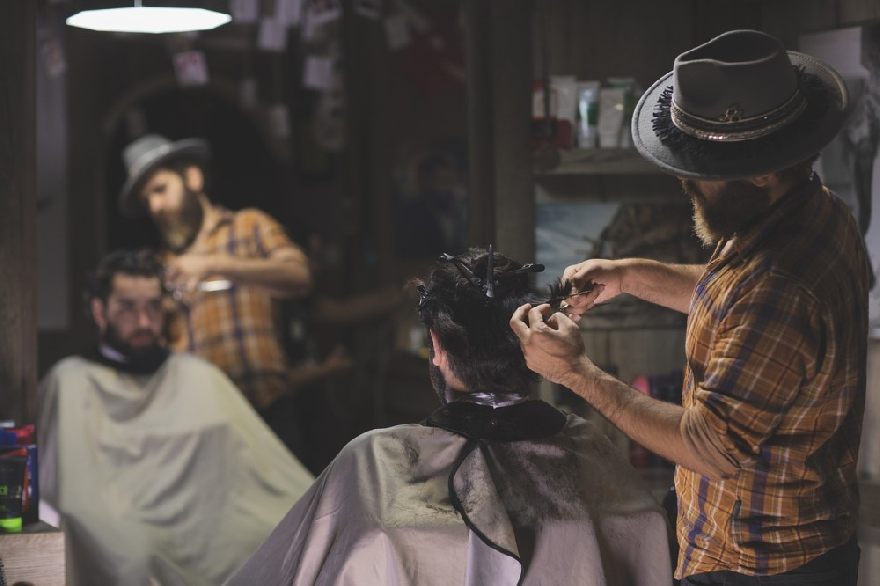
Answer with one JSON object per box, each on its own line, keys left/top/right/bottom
{"left": 85, "top": 345, "right": 170, "bottom": 376}
{"left": 424, "top": 400, "right": 566, "bottom": 442}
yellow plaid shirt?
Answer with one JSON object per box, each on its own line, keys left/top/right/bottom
{"left": 676, "top": 175, "right": 869, "bottom": 578}
{"left": 167, "top": 208, "right": 297, "bottom": 410}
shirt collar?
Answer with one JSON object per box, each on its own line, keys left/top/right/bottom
{"left": 722, "top": 173, "right": 821, "bottom": 264}
{"left": 202, "top": 205, "right": 234, "bottom": 237}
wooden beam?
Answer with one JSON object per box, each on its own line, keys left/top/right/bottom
{"left": 0, "top": 0, "right": 37, "bottom": 424}
{"left": 465, "top": 0, "right": 535, "bottom": 261}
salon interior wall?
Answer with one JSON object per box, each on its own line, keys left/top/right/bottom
{"left": 0, "top": 1, "right": 37, "bottom": 425}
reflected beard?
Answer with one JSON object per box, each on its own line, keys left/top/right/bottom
{"left": 103, "top": 323, "right": 169, "bottom": 374}
{"left": 681, "top": 179, "right": 773, "bottom": 247}
{"left": 157, "top": 189, "right": 205, "bottom": 253}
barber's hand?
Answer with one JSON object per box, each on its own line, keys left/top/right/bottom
{"left": 510, "top": 303, "right": 593, "bottom": 387}
{"left": 166, "top": 254, "right": 221, "bottom": 294}
{"left": 561, "top": 259, "right": 626, "bottom": 319}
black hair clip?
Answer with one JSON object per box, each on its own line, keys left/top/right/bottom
{"left": 484, "top": 243, "right": 495, "bottom": 299}
{"left": 438, "top": 253, "right": 481, "bottom": 289}
{"left": 439, "top": 246, "right": 547, "bottom": 302}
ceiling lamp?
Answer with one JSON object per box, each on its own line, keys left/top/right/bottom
{"left": 66, "top": 1, "right": 231, "bottom": 34}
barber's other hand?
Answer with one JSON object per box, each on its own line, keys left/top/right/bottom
{"left": 510, "top": 303, "right": 591, "bottom": 387}
{"left": 561, "top": 258, "right": 626, "bottom": 318}
{"left": 166, "top": 254, "right": 221, "bottom": 293}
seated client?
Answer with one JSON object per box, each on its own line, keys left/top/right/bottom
{"left": 38, "top": 249, "right": 314, "bottom": 585}
{"left": 227, "top": 247, "right": 672, "bottom": 585}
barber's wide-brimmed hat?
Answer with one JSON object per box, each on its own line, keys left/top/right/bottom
{"left": 118, "top": 134, "right": 210, "bottom": 217}
{"left": 632, "top": 29, "right": 849, "bottom": 180}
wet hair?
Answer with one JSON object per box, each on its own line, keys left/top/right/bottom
{"left": 86, "top": 249, "right": 165, "bottom": 304}
{"left": 415, "top": 248, "right": 544, "bottom": 395}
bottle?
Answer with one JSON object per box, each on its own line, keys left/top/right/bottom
{"left": 576, "top": 81, "right": 600, "bottom": 148}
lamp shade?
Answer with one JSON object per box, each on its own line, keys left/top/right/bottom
{"left": 66, "top": 4, "right": 231, "bottom": 34}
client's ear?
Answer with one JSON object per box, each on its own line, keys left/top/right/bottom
{"left": 429, "top": 330, "right": 448, "bottom": 369}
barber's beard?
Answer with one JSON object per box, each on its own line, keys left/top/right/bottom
{"left": 103, "top": 323, "right": 169, "bottom": 374}
{"left": 157, "top": 189, "right": 205, "bottom": 253}
{"left": 681, "top": 179, "right": 772, "bottom": 247}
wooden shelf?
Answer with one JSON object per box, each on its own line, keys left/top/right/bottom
{"left": 0, "top": 522, "right": 65, "bottom": 585}
{"left": 535, "top": 148, "right": 663, "bottom": 176}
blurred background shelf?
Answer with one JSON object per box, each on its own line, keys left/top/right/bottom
{"left": 535, "top": 148, "right": 664, "bottom": 176}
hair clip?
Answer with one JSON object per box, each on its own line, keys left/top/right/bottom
{"left": 499, "top": 262, "right": 545, "bottom": 278}
{"left": 484, "top": 244, "right": 495, "bottom": 299}
{"left": 438, "top": 253, "right": 481, "bottom": 288}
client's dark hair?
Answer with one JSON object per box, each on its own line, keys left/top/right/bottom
{"left": 87, "top": 249, "right": 165, "bottom": 303}
{"left": 416, "top": 248, "right": 543, "bottom": 395}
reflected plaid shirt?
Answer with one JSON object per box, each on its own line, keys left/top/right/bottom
{"left": 167, "top": 208, "right": 297, "bottom": 410}
{"left": 676, "top": 175, "right": 869, "bottom": 578}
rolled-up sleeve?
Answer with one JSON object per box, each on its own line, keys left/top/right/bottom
{"left": 681, "top": 273, "right": 824, "bottom": 473}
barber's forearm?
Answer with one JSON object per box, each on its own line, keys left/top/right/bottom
{"left": 213, "top": 255, "right": 312, "bottom": 297}
{"left": 620, "top": 259, "right": 704, "bottom": 314}
{"left": 562, "top": 358, "right": 734, "bottom": 480}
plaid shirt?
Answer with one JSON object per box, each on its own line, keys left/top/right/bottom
{"left": 166, "top": 208, "right": 298, "bottom": 410}
{"left": 676, "top": 175, "right": 869, "bottom": 578}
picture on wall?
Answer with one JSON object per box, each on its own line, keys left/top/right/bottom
{"left": 800, "top": 24, "right": 880, "bottom": 334}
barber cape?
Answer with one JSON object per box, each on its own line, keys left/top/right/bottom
{"left": 38, "top": 351, "right": 315, "bottom": 585}
{"left": 227, "top": 400, "right": 672, "bottom": 585}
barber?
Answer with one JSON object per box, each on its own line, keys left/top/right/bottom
{"left": 511, "top": 30, "right": 867, "bottom": 586}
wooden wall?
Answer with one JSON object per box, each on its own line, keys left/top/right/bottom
{"left": 0, "top": 1, "right": 37, "bottom": 424}
{"left": 532, "top": 0, "right": 763, "bottom": 89}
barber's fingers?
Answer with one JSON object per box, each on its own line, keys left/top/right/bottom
{"left": 562, "top": 259, "right": 601, "bottom": 284}
{"left": 510, "top": 304, "right": 533, "bottom": 340}
{"left": 546, "top": 309, "right": 578, "bottom": 332}
{"left": 511, "top": 303, "right": 553, "bottom": 340}
{"left": 528, "top": 304, "right": 553, "bottom": 328}
{"left": 565, "top": 283, "right": 606, "bottom": 312}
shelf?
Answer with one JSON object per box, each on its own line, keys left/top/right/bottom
{"left": 535, "top": 148, "right": 664, "bottom": 176}
{"left": 0, "top": 522, "right": 65, "bottom": 585}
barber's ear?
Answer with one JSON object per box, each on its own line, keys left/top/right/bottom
{"left": 429, "top": 330, "right": 447, "bottom": 368}
{"left": 183, "top": 166, "right": 205, "bottom": 193}
{"left": 90, "top": 298, "right": 108, "bottom": 332}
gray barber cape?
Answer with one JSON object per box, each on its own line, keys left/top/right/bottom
{"left": 38, "top": 352, "right": 315, "bottom": 585}
{"left": 227, "top": 400, "right": 672, "bottom": 585}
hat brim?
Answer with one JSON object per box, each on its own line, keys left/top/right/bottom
{"left": 118, "top": 139, "right": 210, "bottom": 218}
{"left": 631, "top": 51, "right": 850, "bottom": 180}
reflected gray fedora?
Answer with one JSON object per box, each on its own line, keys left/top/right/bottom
{"left": 632, "top": 29, "right": 849, "bottom": 180}
{"left": 118, "top": 134, "right": 210, "bottom": 217}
